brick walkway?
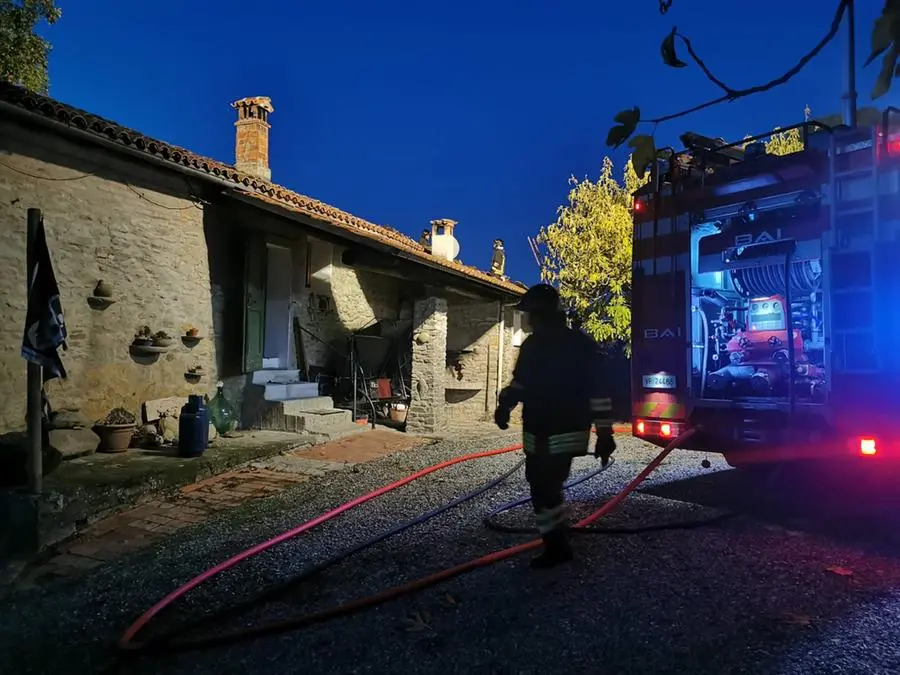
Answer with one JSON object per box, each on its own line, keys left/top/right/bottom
{"left": 16, "top": 430, "right": 427, "bottom": 586}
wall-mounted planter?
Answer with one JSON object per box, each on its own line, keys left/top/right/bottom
{"left": 151, "top": 334, "right": 175, "bottom": 348}
{"left": 87, "top": 295, "right": 116, "bottom": 310}
{"left": 129, "top": 343, "right": 170, "bottom": 356}
{"left": 184, "top": 368, "right": 205, "bottom": 384}
{"left": 181, "top": 334, "right": 204, "bottom": 348}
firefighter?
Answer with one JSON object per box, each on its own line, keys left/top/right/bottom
{"left": 494, "top": 283, "right": 616, "bottom": 569}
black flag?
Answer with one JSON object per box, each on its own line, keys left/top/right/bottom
{"left": 21, "top": 215, "right": 68, "bottom": 382}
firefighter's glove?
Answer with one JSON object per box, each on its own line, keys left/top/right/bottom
{"left": 498, "top": 386, "right": 520, "bottom": 411}
{"left": 594, "top": 433, "right": 616, "bottom": 467}
{"left": 494, "top": 405, "right": 511, "bottom": 431}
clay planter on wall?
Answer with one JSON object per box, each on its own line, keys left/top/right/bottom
{"left": 94, "top": 423, "right": 135, "bottom": 453}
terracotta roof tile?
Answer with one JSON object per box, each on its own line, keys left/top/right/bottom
{"left": 0, "top": 83, "right": 525, "bottom": 295}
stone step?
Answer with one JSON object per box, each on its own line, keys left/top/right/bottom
{"left": 262, "top": 382, "right": 320, "bottom": 402}
{"left": 252, "top": 369, "right": 303, "bottom": 386}
{"left": 300, "top": 408, "right": 354, "bottom": 435}
{"left": 255, "top": 400, "right": 359, "bottom": 437}
{"left": 281, "top": 397, "right": 336, "bottom": 414}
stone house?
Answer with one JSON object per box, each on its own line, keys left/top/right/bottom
{"left": 0, "top": 84, "right": 528, "bottom": 441}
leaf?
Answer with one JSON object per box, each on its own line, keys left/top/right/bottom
{"left": 872, "top": 45, "right": 899, "bottom": 99}
{"left": 442, "top": 593, "right": 458, "bottom": 606}
{"left": 661, "top": 27, "right": 687, "bottom": 68}
{"left": 825, "top": 565, "right": 854, "bottom": 577}
{"left": 402, "top": 610, "right": 433, "bottom": 633}
{"left": 866, "top": 8, "right": 899, "bottom": 67}
{"left": 628, "top": 134, "right": 657, "bottom": 180}
{"left": 605, "top": 107, "right": 640, "bottom": 149}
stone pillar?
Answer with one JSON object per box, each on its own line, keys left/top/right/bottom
{"left": 406, "top": 295, "right": 448, "bottom": 433}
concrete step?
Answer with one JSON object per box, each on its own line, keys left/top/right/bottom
{"left": 256, "top": 400, "right": 358, "bottom": 436}
{"left": 252, "top": 369, "right": 303, "bottom": 386}
{"left": 281, "top": 397, "right": 337, "bottom": 414}
{"left": 300, "top": 409, "right": 354, "bottom": 434}
{"left": 263, "top": 382, "right": 320, "bottom": 402}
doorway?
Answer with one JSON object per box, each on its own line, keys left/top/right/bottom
{"left": 263, "top": 242, "right": 292, "bottom": 369}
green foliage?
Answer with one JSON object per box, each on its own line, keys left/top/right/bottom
{"left": 764, "top": 127, "right": 805, "bottom": 156}
{"left": 660, "top": 27, "right": 687, "bottom": 68}
{"left": 0, "top": 0, "right": 62, "bottom": 94}
{"left": 605, "top": 107, "right": 640, "bottom": 149}
{"left": 537, "top": 156, "right": 649, "bottom": 349}
{"left": 608, "top": 1, "right": 893, "bottom": 160}
{"left": 866, "top": 1, "right": 900, "bottom": 99}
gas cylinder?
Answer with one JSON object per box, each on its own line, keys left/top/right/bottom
{"left": 178, "top": 394, "right": 209, "bottom": 458}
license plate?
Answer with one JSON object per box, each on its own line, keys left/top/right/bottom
{"left": 642, "top": 374, "right": 676, "bottom": 390}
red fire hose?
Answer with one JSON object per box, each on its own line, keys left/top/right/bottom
{"left": 118, "top": 427, "right": 695, "bottom": 654}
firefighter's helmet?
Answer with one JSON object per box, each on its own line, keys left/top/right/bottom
{"left": 515, "top": 283, "right": 561, "bottom": 314}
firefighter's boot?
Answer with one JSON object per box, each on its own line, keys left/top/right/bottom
{"left": 530, "top": 528, "right": 573, "bottom": 569}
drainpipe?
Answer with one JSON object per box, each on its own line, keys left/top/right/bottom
{"left": 496, "top": 300, "right": 505, "bottom": 405}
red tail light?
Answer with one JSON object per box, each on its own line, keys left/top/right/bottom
{"left": 660, "top": 423, "right": 672, "bottom": 437}
{"left": 860, "top": 438, "right": 877, "bottom": 456}
{"left": 636, "top": 420, "right": 646, "bottom": 434}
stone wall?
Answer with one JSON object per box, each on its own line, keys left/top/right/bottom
{"left": 445, "top": 300, "right": 498, "bottom": 429}
{"left": 443, "top": 300, "right": 527, "bottom": 431}
{"left": 293, "top": 240, "right": 403, "bottom": 373}
{"left": 0, "top": 118, "right": 220, "bottom": 432}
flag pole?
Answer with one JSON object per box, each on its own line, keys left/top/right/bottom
{"left": 26, "top": 208, "right": 43, "bottom": 495}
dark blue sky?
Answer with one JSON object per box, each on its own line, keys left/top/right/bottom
{"left": 46, "top": 0, "right": 890, "bottom": 284}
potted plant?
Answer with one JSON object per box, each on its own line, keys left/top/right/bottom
{"left": 132, "top": 326, "right": 152, "bottom": 347}
{"left": 152, "top": 331, "right": 174, "bottom": 348}
{"left": 185, "top": 326, "right": 200, "bottom": 338}
{"left": 93, "top": 407, "right": 137, "bottom": 453}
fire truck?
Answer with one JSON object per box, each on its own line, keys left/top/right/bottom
{"left": 630, "top": 109, "right": 900, "bottom": 466}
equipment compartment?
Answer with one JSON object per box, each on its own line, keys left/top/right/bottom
{"left": 690, "top": 221, "right": 826, "bottom": 405}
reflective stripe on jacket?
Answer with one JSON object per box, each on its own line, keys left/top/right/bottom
{"left": 523, "top": 430, "right": 591, "bottom": 456}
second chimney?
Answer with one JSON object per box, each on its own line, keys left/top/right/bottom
{"left": 231, "top": 96, "right": 274, "bottom": 181}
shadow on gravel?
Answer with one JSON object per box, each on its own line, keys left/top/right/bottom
{"left": 641, "top": 460, "right": 900, "bottom": 557}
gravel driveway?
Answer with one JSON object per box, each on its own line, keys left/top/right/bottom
{"left": 3, "top": 431, "right": 900, "bottom": 675}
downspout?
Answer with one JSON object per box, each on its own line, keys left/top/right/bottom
{"left": 496, "top": 300, "right": 505, "bottom": 406}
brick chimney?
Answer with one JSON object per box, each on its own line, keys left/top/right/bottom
{"left": 231, "top": 96, "right": 274, "bottom": 181}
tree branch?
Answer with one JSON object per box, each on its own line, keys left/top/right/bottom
{"left": 678, "top": 33, "right": 736, "bottom": 96}
{"left": 647, "top": 0, "right": 849, "bottom": 126}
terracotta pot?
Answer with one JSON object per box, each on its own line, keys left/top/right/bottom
{"left": 94, "top": 423, "right": 135, "bottom": 453}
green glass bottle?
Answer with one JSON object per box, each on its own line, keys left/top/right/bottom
{"left": 208, "top": 381, "right": 237, "bottom": 435}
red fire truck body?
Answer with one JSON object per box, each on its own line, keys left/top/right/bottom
{"left": 630, "top": 112, "right": 900, "bottom": 465}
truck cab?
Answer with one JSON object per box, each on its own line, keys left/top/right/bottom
{"left": 630, "top": 110, "right": 900, "bottom": 465}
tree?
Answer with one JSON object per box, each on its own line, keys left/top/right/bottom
{"left": 764, "top": 126, "right": 806, "bottom": 156}
{"left": 608, "top": 0, "right": 900, "bottom": 179}
{"left": 537, "top": 156, "right": 648, "bottom": 349}
{"left": 0, "top": 0, "right": 62, "bottom": 94}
